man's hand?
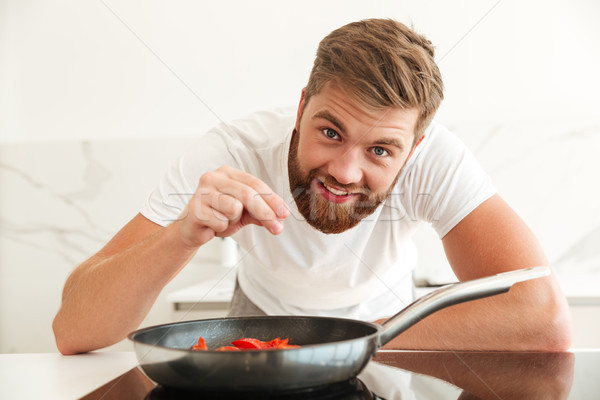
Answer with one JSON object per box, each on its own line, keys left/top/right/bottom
{"left": 53, "top": 167, "right": 289, "bottom": 354}
{"left": 176, "top": 166, "right": 290, "bottom": 249}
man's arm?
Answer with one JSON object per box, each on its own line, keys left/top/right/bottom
{"left": 52, "top": 166, "right": 289, "bottom": 355}
{"left": 52, "top": 214, "right": 195, "bottom": 354}
{"left": 381, "top": 194, "right": 572, "bottom": 351}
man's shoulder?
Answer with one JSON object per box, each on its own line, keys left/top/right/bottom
{"left": 413, "top": 121, "right": 468, "bottom": 164}
{"left": 422, "top": 121, "right": 457, "bottom": 145}
{"left": 394, "top": 121, "right": 473, "bottom": 191}
{"left": 217, "top": 107, "right": 296, "bottom": 146}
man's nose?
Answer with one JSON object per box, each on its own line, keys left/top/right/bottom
{"left": 326, "top": 147, "right": 364, "bottom": 185}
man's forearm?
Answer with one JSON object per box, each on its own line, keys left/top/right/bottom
{"left": 379, "top": 276, "right": 572, "bottom": 351}
{"left": 52, "top": 221, "right": 198, "bottom": 354}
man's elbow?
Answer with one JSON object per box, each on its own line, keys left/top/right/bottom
{"left": 54, "top": 339, "right": 80, "bottom": 356}
{"left": 53, "top": 315, "right": 78, "bottom": 355}
{"left": 52, "top": 312, "right": 92, "bottom": 355}
{"left": 544, "top": 307, "right": 573, "bottom": 352}
{"left": 534, "top": 295, "right": 573, "bottom": 352}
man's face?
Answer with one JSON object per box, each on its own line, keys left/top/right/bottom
{"left": 288, "top": 81, "right": 419, "bottom": 233}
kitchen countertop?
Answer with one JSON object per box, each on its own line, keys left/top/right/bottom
{"left": 0, "top": 352, "right": 138, "bottom": 399}
{"left": 2, "top": 350, "right": 598, "bottom": 398}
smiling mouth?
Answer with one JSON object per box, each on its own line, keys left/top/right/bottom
{"left": 314, "top": 179, "right": 360, "bottom": 203}
{"left": 322, "top": 181, "right": 350, "bottom": 196}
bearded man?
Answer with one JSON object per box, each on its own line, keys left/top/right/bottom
{"left": 53, "top": 19, "right": 572, "bottom": 354}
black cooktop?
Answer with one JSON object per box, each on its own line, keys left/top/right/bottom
{"left": 80, "top": 350, "right": 599, "bottom": 399}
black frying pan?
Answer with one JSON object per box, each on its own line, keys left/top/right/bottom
{"left": 129, "top": 266, "right": 549, "bottom": 391}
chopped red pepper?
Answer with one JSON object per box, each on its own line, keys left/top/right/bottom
{"left": 265, "top": 337, "right": 300, "bottom": 349}
{"left": 215, "top": 346, "right": 241, "bottom": 351}
{"left": 267, "top": 337, "right": 284, "bottom": 348}
{"left": 191, "top": 336, "right": 300, "bottom": 351}
{"left": 191, "top": 337, "right": 207, "bottom": 351}
{"left": 231, "top": 338, "right": 269, "bottom": 349}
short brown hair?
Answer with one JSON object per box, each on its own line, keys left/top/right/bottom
{"left": 305, "top": 19, "right": 444, "bottom": 140}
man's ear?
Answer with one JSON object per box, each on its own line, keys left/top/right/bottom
{"left": 295, "top": 88, "right": 306, "bottom": 129}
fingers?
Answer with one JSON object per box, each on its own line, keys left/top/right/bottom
{"left": 215, "top": 166, "right": 289, "bottom": 223}
{"left": 188, "top": 166, "right": 289, "bottom": 237}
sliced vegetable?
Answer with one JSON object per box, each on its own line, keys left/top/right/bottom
{"left": 215, "top": 346, "right": 241, "bottom": 351}
{"left": 266, "top": 337, "right": 300, "bottom": 349}
{"left": 192, "top": 337, "right": 207, "bottom": 351}
{"left": 231, "top": 338, "right": 269, "bottom": 349}
{"left": 191, "top": 336, "right": 300, "bottom": 351}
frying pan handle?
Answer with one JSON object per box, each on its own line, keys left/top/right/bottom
{"left": 378, "top": 266, "right": 551, "bottom": 347}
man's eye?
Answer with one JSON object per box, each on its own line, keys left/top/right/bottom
{"left": 372, "top": 146, "right": 388, "bottom": 157}
{"left": 323, "top": 128, "right": 339, "bottom": 139}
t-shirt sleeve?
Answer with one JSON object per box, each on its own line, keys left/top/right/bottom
{"left": 140, "top": 129, "right": 239, "bottom": 227}
{"left": 399, "top": 124, "right": 496, "bottom": 238}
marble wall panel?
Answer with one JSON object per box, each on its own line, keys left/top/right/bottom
{"left": 1, "top": 118, "right": 599, "bottom": 352}
{"left": 0, "top": 138, "right": 224, "bottom": 353}
{"left": 414, "top": 118, "right": 600, "bottom": 291}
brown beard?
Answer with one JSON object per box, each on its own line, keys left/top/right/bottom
{"left": 287, "top": 128, "right": 396, "bottom": 234}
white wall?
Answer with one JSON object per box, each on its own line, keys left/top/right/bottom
{"left": 3, "top": 0, "right": 599, "bottom": 144}
{"left": 1, "top": 0, "right": 600, "bottom": 353}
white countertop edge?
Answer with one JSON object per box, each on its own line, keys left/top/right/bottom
{"left": 167, "top": 273, "right": 600, "bottom": 307}
{"left": 0, "top": 351, "right": 138, "bottom": 399}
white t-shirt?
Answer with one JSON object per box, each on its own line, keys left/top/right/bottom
{"left": 140, "top": 107, "right": 495, "bottom": 321}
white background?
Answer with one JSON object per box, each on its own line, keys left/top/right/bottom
{"left": 1, "top": 0, "right": 600, "bottom": 353}
{"left": 3, "top": 0, "right": 599, "bottom": 143}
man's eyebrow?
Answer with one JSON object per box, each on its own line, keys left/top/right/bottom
{"left": 313, "top": 109, "right": 408, "bottom": 152}
{"left": 312, "top": 110, "right": 347, "bottom": 134}
{"left": 374, "top": 138, "right": 405, "bottom": 151}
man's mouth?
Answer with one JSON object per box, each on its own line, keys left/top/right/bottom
{"left": 314, "top": 179, "right": 359, "bottom": 204}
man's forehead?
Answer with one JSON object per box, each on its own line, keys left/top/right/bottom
{"left": 309, "top": 81, "right": 418, "bottom": 129}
